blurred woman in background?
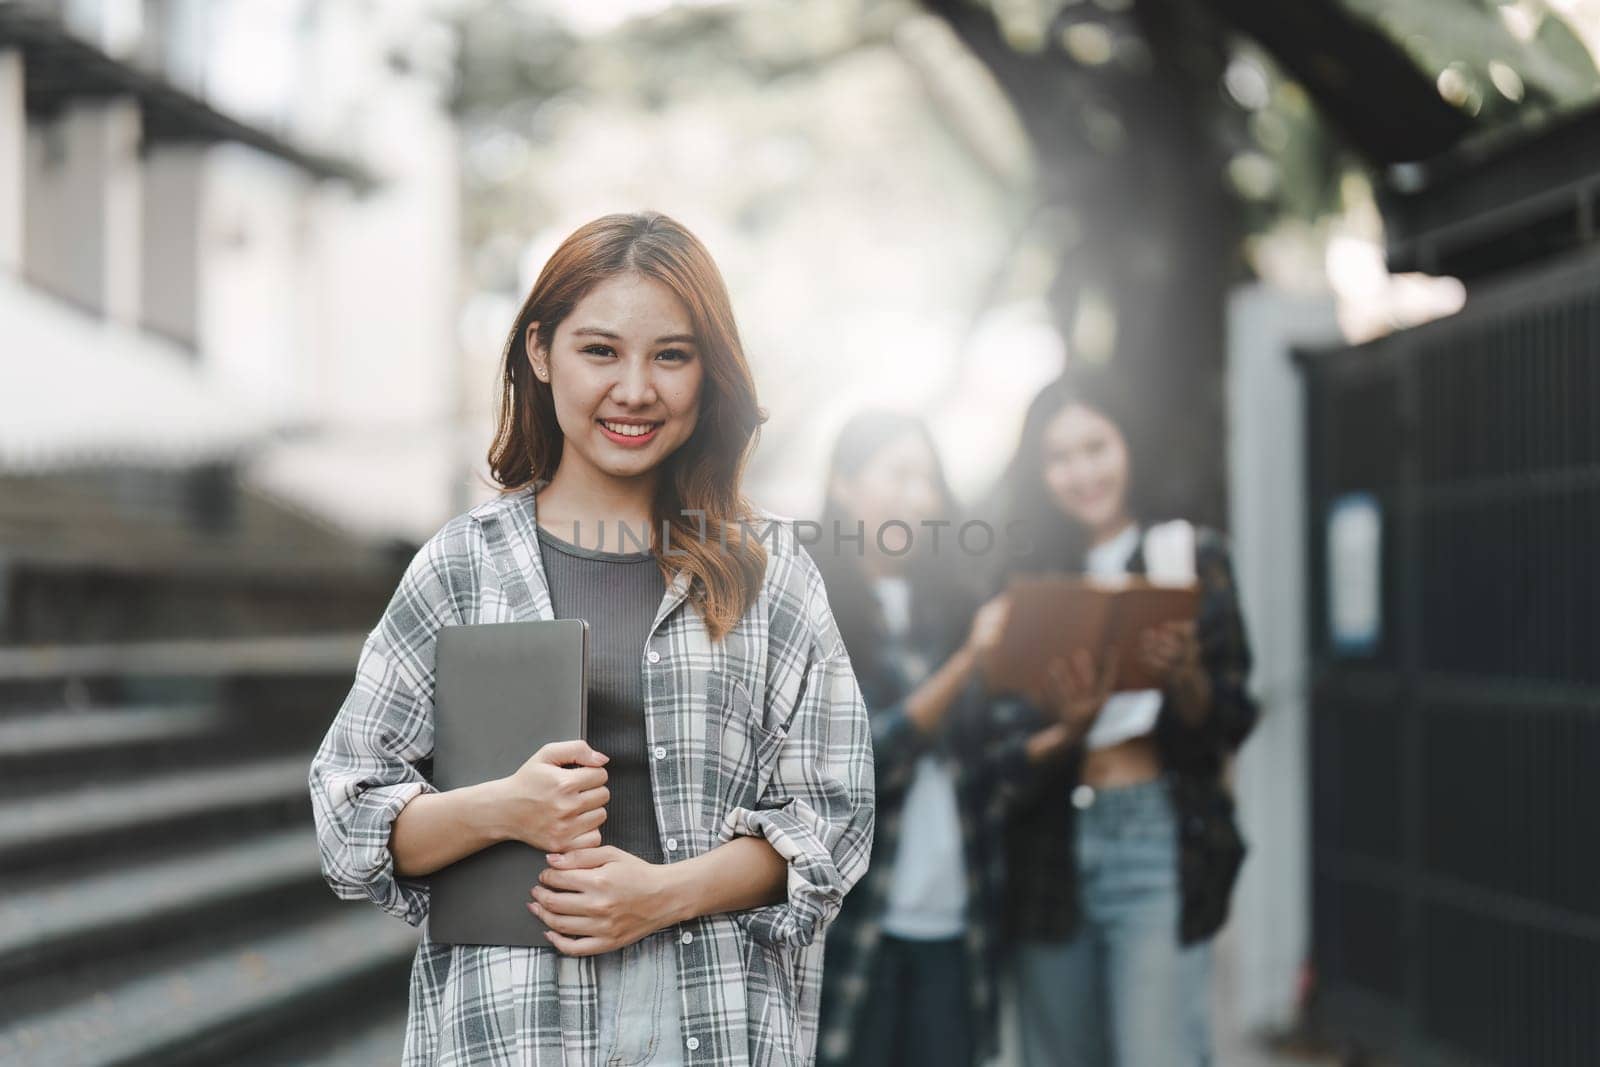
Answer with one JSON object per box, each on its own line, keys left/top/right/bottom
{"left": 992, "top": 366, "right": 1259, "bottom": 1067}
{"left": 811, "top": 411, "right": 1080, "bottom": 1067}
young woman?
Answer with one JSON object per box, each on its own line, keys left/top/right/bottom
{"left": 993, "top": 366, "right": 1258, "bottom": 1067}
{"left": 809, "top": 411, "right": 1085, "bottom": 1067}
{"left": 308, "top": 212, "right": 876, "bottom": 1066}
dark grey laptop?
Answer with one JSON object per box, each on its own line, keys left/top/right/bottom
{"left": 428, "top": 618, "right": 589, "bottom": 946}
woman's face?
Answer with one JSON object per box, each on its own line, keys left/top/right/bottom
{"left": 830, "top": 428, "right": 945, "bottom": 555}
{"left": 528, "top": 271, "right": 704, "bottom": 485}
{"left": 1040, "top": 402, "right": 1131, "bottom": 532}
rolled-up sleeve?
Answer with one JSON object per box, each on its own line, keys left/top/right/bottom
{"left": 718, "top": 526, "right": 876, "bottom": 950}
{"left": 308, "top": 527, "right": 466, "bottom": 926}
{"left": 723, "top": 648, "right": 875, "bottom": 950}
{"left": 864, "top": 694, "right": 930, "bottom": 802}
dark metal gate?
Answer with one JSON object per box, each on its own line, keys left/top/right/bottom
{"left": 1300, "top": 245, "right": 1600, "bottom": 1067}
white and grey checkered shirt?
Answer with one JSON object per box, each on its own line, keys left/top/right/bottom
{"left": 308, "top": 483, "right": 876, "bottom": 1066}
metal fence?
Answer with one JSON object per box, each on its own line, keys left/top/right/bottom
{"left": 1299, "top": 245, "right": 1600, "bottom": 1067}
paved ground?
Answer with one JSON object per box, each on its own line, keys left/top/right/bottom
{"left": 985, "top": 920, "right": 1341, "bottom": 1067}
{"left": 212, "top": 917, "right": 1344, "bottom": 1066}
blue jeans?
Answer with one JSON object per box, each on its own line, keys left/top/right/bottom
{"left": 1014, "top": 777, "right": 1213, "bottom": 1067}
{"left": 595, "top": 928, "right": 685, "bottom": 1066}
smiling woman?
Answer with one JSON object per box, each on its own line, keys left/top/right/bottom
{"left": 308, "top": 212, "right": 876, "bottom": 1066}
{"left": 489, "top": 212, "right": 770, "bottom": 640}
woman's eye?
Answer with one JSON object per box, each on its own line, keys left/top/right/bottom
{"left": 656, "top": 348, "right": 691, "bottom": 363}
{"left": 581, "top": 344, "right": 615, "bottom": 357}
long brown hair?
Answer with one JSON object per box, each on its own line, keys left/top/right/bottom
{"left": 487, "top": 212, "right": 768, "bottom": 640}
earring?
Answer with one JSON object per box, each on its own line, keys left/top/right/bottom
{"left": 534, "top": 365, "right": 548, "bottom": 381}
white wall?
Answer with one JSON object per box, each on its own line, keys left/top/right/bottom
{"left": 25, "top": 104, "right": 107, "bottom": 310}
{"left": 0, "top": 49, "right": 23, "bottom": 274}
{"left": 139, "top": 146, "right": 204, "bottom": 346}
{"left": 198, "top": 0, "right": 465, "bottom": 542}
{"left": 1224, "top": 282, "right": 1339, "bottom": 1034}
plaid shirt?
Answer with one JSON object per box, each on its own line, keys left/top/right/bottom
{"left": 814, "top": 576, "right": 1038, "bottom": 1066}
{"left": 307, "top": 484, "right": 876, "bottom": 1066}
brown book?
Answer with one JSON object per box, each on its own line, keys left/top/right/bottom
{"left": 982, "top": 575, "right": 1200, "bottom": 697}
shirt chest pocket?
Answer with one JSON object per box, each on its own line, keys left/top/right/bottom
{"left": 702, "top": 670, "right": 787, "bottom": 835}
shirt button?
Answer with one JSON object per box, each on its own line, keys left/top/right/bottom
{"left": 1071, "top": 784, "right": 1095, "bottom": 810}
{"left": 646, "top": 649, "right": 661, "bottom": 664}
{"left": 665, "top": 837, "right": 678, "bottom": 852}
{"left": 681, "top": 930, "right": 694, "bottom": 945}
{"left": 685, "top": 1036, "right": 700, "bottom": 1051}
{"left": 653, "top": 746, "right": 667, "bottom": 760}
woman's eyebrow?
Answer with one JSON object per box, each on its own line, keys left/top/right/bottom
{"left": 569, "top": 327, "right": 695, "bottom": 345}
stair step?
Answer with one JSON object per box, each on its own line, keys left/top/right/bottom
{"left": 0, "top": 704, "right": 280, "bottom": 797}
{"left": 0, "top": 706, "right": 218, "bottom": 755}
{"left": 0, "top": 756, "right": 311, "bottom": 872}
{"left": 230, "top": 1004, "right": 409, "bottom": 1067}
{"left": 0, "top": 907, "right": 419, "bottom": 1067}
{"left": 0, "top": 828, "right": 325, "bottom": 984}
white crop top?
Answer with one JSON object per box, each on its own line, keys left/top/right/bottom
{"left": 1081, "top": 520, "right": 1196, "bottom": 750}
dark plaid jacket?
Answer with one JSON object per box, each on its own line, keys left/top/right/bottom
{"left": 814, "top": 575, "right": 1036, "bottom": 1066}
{"left": 1002, "top": 525, "right": 1258, "bottom": 946}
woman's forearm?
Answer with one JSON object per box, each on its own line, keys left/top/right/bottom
{"left": 389, "top": 778, "right": 512, "bottom": 877}
{"left": 904, "top": 643, "right": 979, "bottom": 734}
{"left": 655, "top": 836, "right": 787, "bottom": 924}
{"left": 1025, "top": 720, "right": 1077, "bottom": 764}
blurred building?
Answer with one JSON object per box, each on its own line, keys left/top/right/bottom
{"left": 0, "top": 2, "right": 461, "bottom": 1062}
{"left": 1, "top": 0, "right": 464, "bottom": 549}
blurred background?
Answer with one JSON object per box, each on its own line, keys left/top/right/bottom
{"left": 1, "top": 0, "right": 1597, "bottom": 1063}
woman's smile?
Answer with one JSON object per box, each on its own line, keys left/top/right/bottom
{"left": 596, "top": 417, "right": 662, "bottom": 446}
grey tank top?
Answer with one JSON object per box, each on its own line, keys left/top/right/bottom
{"left": 535, "top": 523, "right": 667, "bottom": 864}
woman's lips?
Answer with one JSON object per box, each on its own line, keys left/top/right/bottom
{"left": 597, "top": 418, "right": 661, "bottom": 447}
{"left": 1071, "top": 489, "right": 1113, "bottom": 514}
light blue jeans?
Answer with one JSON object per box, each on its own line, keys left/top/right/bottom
{"left": 595, "top": 928, "right": 685, "bottom": 1066}
{"left": 1014, "top": 777, "right": 1213, "bottom": 1067}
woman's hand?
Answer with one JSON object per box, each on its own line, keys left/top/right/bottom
{"left": 528, "top": 845, "right": 677, "bottom": 955}
{"left": 905, "top": 593, "right": 1012, "bottom": 735}
{"left": 965, "top": 592, "right": 1011, "bottom": 660}
{"left": 1040, "top": 647, "right": 1116, "bottom": 744}
{"left": 1021, "top": 648, "right": 1116, "bottom": 764}
{"left": 1140, "top": 620, "right": 1212, "bottom": 724}
{"left": 496, "top": 739, "right": 611, "bottom": 853}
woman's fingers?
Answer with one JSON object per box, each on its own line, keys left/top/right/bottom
{"left": 544, "top": 930, "right": 609, "bottom": 957}
{"left": 528, "top": 898, "right": 605, "bottom": 934}
{"left": 562, "top": 767, "right": 609, "bottom": 793}
{"left": 537, "top": 865, "right": 588, "bottom": 892}
{"left": 538, "top": 739, "right": 609, "bottom": 768}
{"left": 970, "top": 594, "right": 1011, "bottom": 652}
{"left": 530, "top": 885, "right": 602, "bottom": 917}
{"left": 1046, "top": 656, "right": 1070, "bottom": 691}
{"left": 574, "top": 785, "right": 611, "bottom": 811}
{"left": 1069, "top": 648, "right": 1097, "bottom": 690}
{"left": 564, "top": 829, "right": 603, "bottom": 851}
{"left": 547, "top": 845, "right": 623, "bottom": 870}
{"left": 1042, "top": 658, "right": 1073, "bottom": 720}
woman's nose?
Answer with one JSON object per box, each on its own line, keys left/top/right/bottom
{"left": 610, "top": 357, "right": 657, "bottom": 406}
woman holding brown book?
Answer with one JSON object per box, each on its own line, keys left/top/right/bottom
{"left": 990, "top": 365, "right": 1259, "bottom": 1067}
